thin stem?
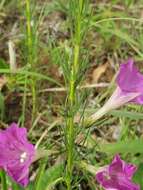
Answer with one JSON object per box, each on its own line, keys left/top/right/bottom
{"left": 92, "top": 17, "right": 143, "bottom": 25}
{"left": 84, "top": 105, "right": 108, "bottom": 127}
{"left": 25, "top": 0, "right": 37, "bottom": 123}
{"left": 0, "top": 0, "right": 6, "bottom": 10}
{"left": 21, "top": 74, "right": 28, "bottom": 127}
{"left": 26, "top": 0, "right": 33, "bottom": 65}
{"left": 66, "top": 1, "right": 83, "bottom": 189}
{"left": 66, "top": 53, "right": 78, "bottom": 190}
{"left": 31, "top": 79, "right": 36, "bottom": 122}
{"left": 0, "top": 170, "right": 7, "bottom": 190}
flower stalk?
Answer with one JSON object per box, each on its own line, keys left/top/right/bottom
{"left": 86, "top": 88, "right": 139, "bottom": 126}
{"left": 22, "top": 0, "right": 37, "bottom": 126}
{"left": 66, "top": 32, "right": 80, "bottom": 190}
{"left": 0, "top": 171, "right": 7, "bottom": 190}
{"left": 66, "top": 1, "right": 84, "bottom": 189}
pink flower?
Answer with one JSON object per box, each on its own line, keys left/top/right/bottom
{"left": 90, "top": 59, "right": 143, "bottom": 122}
{"left": 117, "top": 59, "right": 143, "bottom": 104}
{"left": 0, "top": 123, "right": 35, "bottom": 187}
{"left": 96, "top": 155, "right": 140, "bottom": 190}
{"left": 106, "top": 59, "right": 143, "bottom": 108}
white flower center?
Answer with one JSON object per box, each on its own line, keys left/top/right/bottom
{"left": 20, "top": 152, "right": 27, "bottom": 163}
{"left": 103, "top": 171, "right": 111, "bottom": 180}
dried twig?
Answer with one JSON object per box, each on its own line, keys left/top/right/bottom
{"left": 39, "top": 83, "right": 110, "bottom": 93}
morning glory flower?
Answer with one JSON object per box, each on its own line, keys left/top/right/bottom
{"left": 117, "top": 59, "right": 143, "bottom": 104}
{"left": 0, "top": 123, "right": 35, "bottom": 187}
{"left": 89, "top": 59, "right": 143, "bottom": 122}
{"left": 96, "top": 154, "right": 140, "bottom": 190}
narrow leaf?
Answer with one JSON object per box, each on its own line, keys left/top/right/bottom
{"left": 101, "top": 139, "right": 143, "bottom": 154}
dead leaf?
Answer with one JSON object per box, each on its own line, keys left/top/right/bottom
{"left": 92, "top": 63, "right": 108, "bottom": 83}
{"left": 0, "top": 76, "right": 7, "bottom": 90}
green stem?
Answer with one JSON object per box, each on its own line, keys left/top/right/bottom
{"left": 26, "top": 0, "right": 33, "bottom": 65}
{"left": 25, "top": 0, "right": 36, "bottom": 123}
{"left": 12, "top": 183, "right": 19, "bottom": 190}
{"left": 66, "top": 73, "right": 76, "bottom": 190}
{"left": 66, "top": 8, "right": 81, "bottom": 190}
{"left": 0, "top": 0, "right": 6, "bottom": 10}
{"left": 31, "top": 79, "right": 36, "bottom": 122}
{"left": 0, "top": 170, "right": 7, "bottom": 190}
{"left": 21, "top": 74, "right": 28, "bottom": 127}
{"left": 66, "top": 43, "right": 80, "bottom": 190}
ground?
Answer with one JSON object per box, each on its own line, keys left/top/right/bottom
{"left": 0, "top": 0, "right": 143, "bottom": 189}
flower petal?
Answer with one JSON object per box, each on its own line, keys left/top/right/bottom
{"left": 124, "top": 163, "right": 137, "bottom": 179}
{"left": 109, "top": 155, "right": 123, "bottom": 175}
{"left": 6, "top": 165, "right": 29, "bottom": 187}
{"left": 117, "top": 59, "right": 143, "bottom": 93}
{"left": 96, "top": 170, "right": 118, "bottom": 189}
{"left": 0, "top": 123, "right": 35, "bottom": 187}
{"left": 96, "top": 155, "right": 140, "bottom": 190}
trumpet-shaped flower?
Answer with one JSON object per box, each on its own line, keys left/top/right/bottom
{"left": 0, "top": 123, "right": 35, "bottom": 187}
{"left": 89, "top": 59, "right": 143, "bottom": 122}
{"left": 117, "top": 59, "right": 143, "bottom": 104}
{"left": 96, "top": 155, "right": 140, "bottom": 190}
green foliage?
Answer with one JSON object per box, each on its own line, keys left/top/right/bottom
{"left": 1, "top": 0, "right": 143, "bottom": 189}
{"left": 110, "top": 110, "right": 143, "bottom": 120}
{"left": 0, "top": 171, "right": 7, "bottom": 190}
{"left": 133, "top": 163, "right": 143, "bottom": 189}
{"left": 34, "top": 159, "right": 47, "bottom": 190}
{"left": 0, "top": 59, "right": 9, "bottom": 69}
{"left": 36, "top": 163, "right": 64, "bottom": 190}
{"left": 101, "top": 139, "right": 143, "bottom": 154}
{"left": 0, "top": 92, "right": 5, "bottom": 120}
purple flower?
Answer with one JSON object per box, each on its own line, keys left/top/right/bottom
{"left": 89, "top": 59, "right": 143, "bottom": 122}
{"left": 96, "top": 155, "right": 140, "bottom": 190}
{"left": 117, "top": 59, "right": 143, "bottom": 104}
{"left": 0, "top": 123, "right": 35, "bottom": 187}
